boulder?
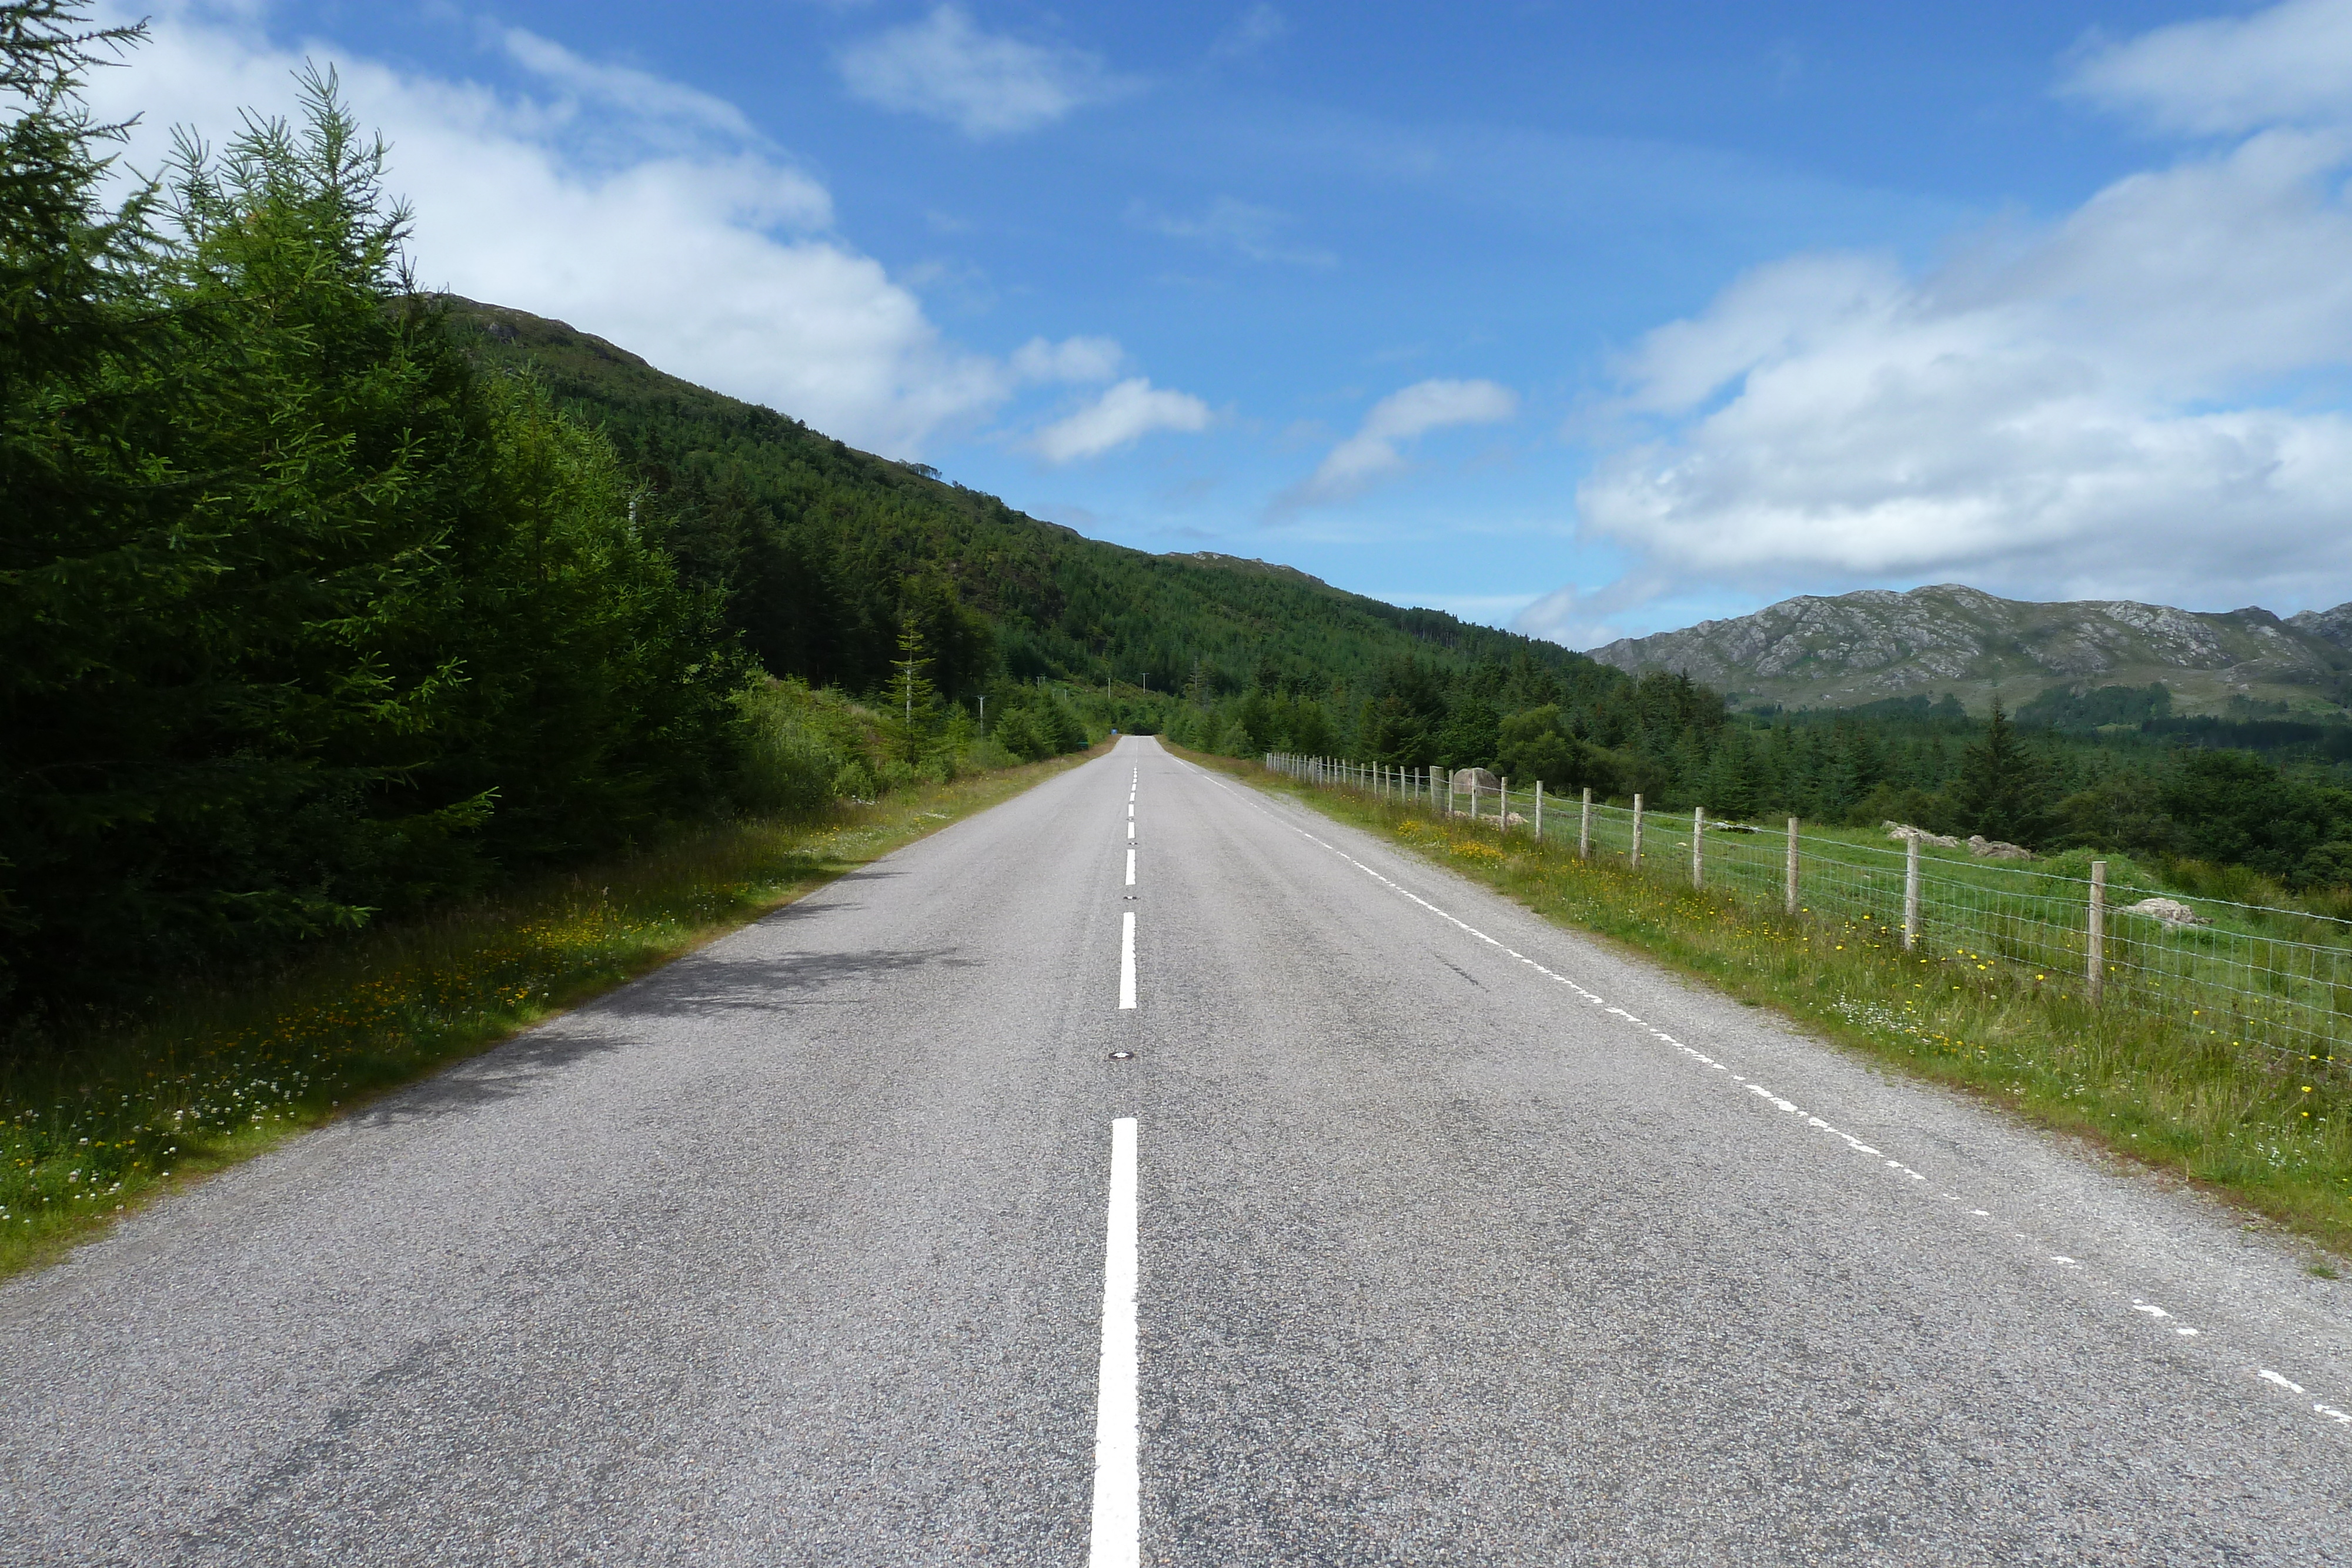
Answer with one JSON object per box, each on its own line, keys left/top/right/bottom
{"left": 1885, "top": 821, "right": 1961, "bottom": 848}
{"left": 1967, "top": 835, "right": 2033, "bottom": 861}
{"left": 2120, "top": 896, "right": 2209, "bottom": 930}
{"left": 1451, "top": 767, "right": 1501, "bottom": 794}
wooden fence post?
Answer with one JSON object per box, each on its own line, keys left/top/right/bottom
{"left": 1580, "top": 788, "right": 1592, "bottom": 859}
{"left": 1535, "top": 781, "right": 1544, "bottom": 844}
{"left": 1902, "top": 835, "right": 1921, "bottom": 952}
{"left": 2088, "top": 860, "right": 2107, "bottom": 1005}
{"left": 1631, "top": 794, "right": 1644, "bottom": 869}
{"left": 1692, "top": 807, "right": 1705, "bottom": 889}
{"left": 1785, "top": 817, "right": 1799, "bottom": 915}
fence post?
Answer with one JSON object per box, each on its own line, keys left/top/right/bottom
{"left": 1631, "top": 794, "right": 1644, "bottom": 869}
{"left": 1535, "top": 781, "right": 1545, "bottom": 844}
{"left": 1902, "top": 835, "right": 1921, "bottom": 952}
{"left": 2088, "top": 860, "right": 2106, "bottom": 1006}
{"left": 1785, "top": 817, "right": 1799, "bottom": 915}
{"left": 1499, "top": 777, "right": 1509, "bottom": 833}
{"left": 1447, "top": 769, "right": 1455, "bottom": 817}
{"left": 1580, "top": 788, "right": 1592, "bottom": 859}
{"left": 1692, "top": 806, "right": 1705, "bottom": 889}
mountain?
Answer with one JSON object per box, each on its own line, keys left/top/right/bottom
{"left": 1588, "top": 584, "right": 2352, "bottom": 717}
{"left": 445, "top": 297, "right": 1595, "bottom": 700}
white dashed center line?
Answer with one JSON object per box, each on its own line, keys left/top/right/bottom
{"left": 1119, "top": 911, "right": 1137, "bottom": 1010}
{"left": 1087, "top": 1118, "right": 1141, "bottom": 1568}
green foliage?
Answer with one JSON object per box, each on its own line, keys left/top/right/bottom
{"left": 0, "top": 24, "right": 740, "bottom": 1023}
{"left": 2017, "top": 681, "right": 2174, "bottom": 731}
{"left": 446, "top": 302, "right": 1602, "bottom": 710}
{"left": 1950, "top": 697, "right": 2053, "bottom": 844}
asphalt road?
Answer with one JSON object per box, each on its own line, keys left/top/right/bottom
{"left": 5, "top": 736, "right": 2350, "bottom": 1564}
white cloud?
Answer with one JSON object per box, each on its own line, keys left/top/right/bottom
{"left": 495, "top": 26, "right": 759, "bottom": 145}
{"left": 836, "top": 5, "right": 1133, "bottom": 138}
{"left": 1031, "top": 378, "right": 1212, "bottom": 463}
{"left": 1289, "top": 378, "right": 1518, "bottom": 504}
{"left": 1514, "top": 583, "right": 1641, "bottom": 650}
{"left": 76, "top": 2, "right": 1165, "bottom": 462}
{"left": 1131, "top": 196, "right": 1335, "bottom": 266}
{"left": 1011, "top": 335, "right": 1125, "bottom": 383}
{"left": 2062, "top": 0, "right": 2352, "bottom": 135}
{"left": 1552, "top": 0, "right": 2352, "bottom": 627}
{"left": 1211, "top": 5, "right": 1289, "bottom": 62}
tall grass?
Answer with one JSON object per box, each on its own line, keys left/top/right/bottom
{"left": 1211, "top": 754, "right": 2352, "bottom": 1254}
{"left": 0, "top": 749, "right": 1098, "bottom": 1279}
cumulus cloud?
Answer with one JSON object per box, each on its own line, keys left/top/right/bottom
{"left": 495, "top": 26, "right": 760, "bottom": 145}
{"left": 1011, "top": 335, "right": 1125, "bottom": 383}
{"left": 836, "top": 6, "right": 1134, "bottom": 138}
{"left": 2062, "top": 0, "right": 2352, "bottom": 135}
{"left": 1288, "top": 379, "right": 1518, "bottom": 504}
{"left": 1512, "top": 584, "right": 1643, "bottom": 651}
{"left": 1031, "top": 379, "right": 1213, "bottom": 464}
{"left": 1546, "top": 0, "right": 2352, "bottom": 631}
{"left": 77, "top": 2, "right": 1168, "bottom": 461}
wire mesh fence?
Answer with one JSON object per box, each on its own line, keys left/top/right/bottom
{"left": 1265, "top": 751, "right": 2352, "bottom": 1078}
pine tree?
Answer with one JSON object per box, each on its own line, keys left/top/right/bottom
{"left": 889, "top": 613, "right": 937, "bottom": 763}
{"left": 1952, "top": 696, "right": 2052, "bottom": 845}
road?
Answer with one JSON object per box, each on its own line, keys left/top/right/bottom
{"left": 4, "top": 736, "right": 2349, "bottom": 1564}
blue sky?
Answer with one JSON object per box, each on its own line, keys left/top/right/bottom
{"left": 86, "top": 1, "right": 2352, "bottom": 644}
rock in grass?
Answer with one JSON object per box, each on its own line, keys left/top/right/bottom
{"left": 1967, "top": 835, "right": 2034, "bottom": 861}
{"left": 1885, "top": 821, "right": 1962, "bottom": 848}
{"left": 2120, "top": 896, "right": 2210, "bottom": 929}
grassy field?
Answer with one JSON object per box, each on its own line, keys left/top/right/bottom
{"left": 1200, "top": 750, "right": 2352, "bottom": 1259}
{"left": 0, "top": 747, "right": 1101, "bottom": 1280}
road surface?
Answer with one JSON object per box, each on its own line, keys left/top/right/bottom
{"left": 5, "top": 737, "right": 2348, "bottom": 1564}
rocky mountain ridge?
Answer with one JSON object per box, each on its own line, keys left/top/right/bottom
{"left": 1588, "top": 584, "right": 2352, "bottom": 716}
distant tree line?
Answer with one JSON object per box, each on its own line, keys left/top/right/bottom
{"left": 1165, "top": 662, "right": 2352, "bottom": 894}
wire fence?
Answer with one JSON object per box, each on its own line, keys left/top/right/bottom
{"left": 1266, "top": 752, "right": 2352, "bottom": 1078}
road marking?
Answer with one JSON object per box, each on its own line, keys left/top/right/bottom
{"left": 1127, "top": 818, "right": 1135, "bottom": 842}
{"left": 1088, "top": 1118, "right": 1141, "bottom": 1568}
{"left": 1120, "top": 912, "right": 1137, "bottom": 1009}
{"left": 1125, "top": 848, "right": 1136, "bottom": 885}
{"left": 1128, "top": 803, "right": 1134, "bottom": 819}
{"left": 1187, "top": 764, "right": 2352, "bottom": 1427}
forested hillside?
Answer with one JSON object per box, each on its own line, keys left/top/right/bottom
{"left": 442, "top": 297, "right": 1591, "bottom": 704}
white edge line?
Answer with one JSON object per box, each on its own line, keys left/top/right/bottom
{"left": 1202, "top": 765, "right": 2352, "bottom": 1436}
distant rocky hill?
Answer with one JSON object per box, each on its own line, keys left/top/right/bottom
{"left": 1587, "top": 584, "right": 2352, "bottom": 716}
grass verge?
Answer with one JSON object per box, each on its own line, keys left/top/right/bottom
{"left": 0, "top": 746, "right": 1102, "bottom": 1281}
{"left": 1187, "top": 748, "right": 2352, "bottom": 1257}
